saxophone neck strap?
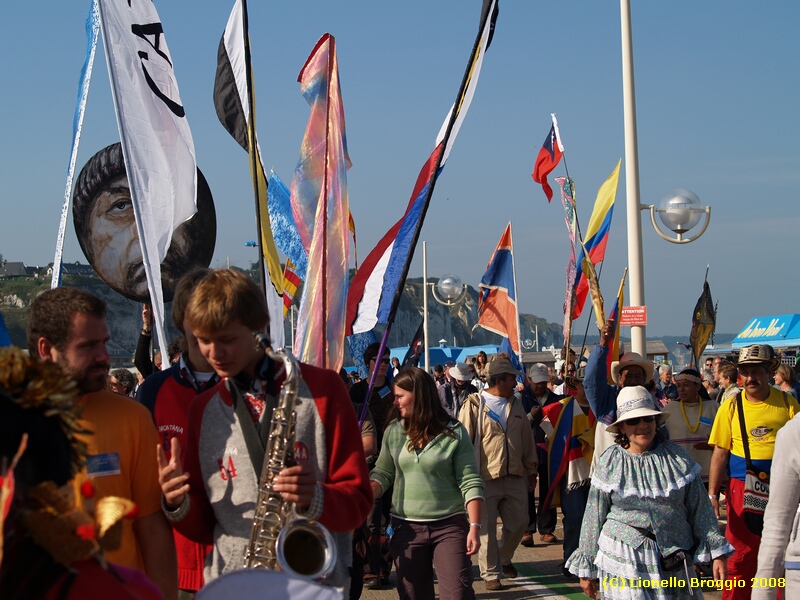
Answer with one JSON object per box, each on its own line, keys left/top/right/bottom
{"left": 228, "top": 378, "right": 276, "bottom": 478}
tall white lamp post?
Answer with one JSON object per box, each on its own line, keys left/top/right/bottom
{"left": 621, "top": 0, "right": 712, "bottom": 356}
{"left": 422, "top": 242, "right": 467, "bottom": 372}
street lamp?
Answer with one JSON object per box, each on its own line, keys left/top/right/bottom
{"left": 642, "top": 189, "right": 711, "bottom": 244}
{"left": 422, "top": 243, "right": 468, "bottom": 372}
{"left": 431, "top": 274, "right": 468, "bottom": 306}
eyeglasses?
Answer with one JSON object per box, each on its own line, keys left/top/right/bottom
{"left": 567, "top": 369, "right": 576, "bottom": 374}
{"left": 622, "top": 415, "right": 656, "bottom": 426}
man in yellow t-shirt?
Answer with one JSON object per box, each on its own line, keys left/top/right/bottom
{"left": 708, "top": 344, "right": 799, "bottom": 600}
{"left": 28, "top": 287, "right": 177, "bottom": 600}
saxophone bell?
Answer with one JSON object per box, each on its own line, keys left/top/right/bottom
{"left": 277, "top": 518, "right": 337, "bottom": 579}
{"left": 244, "top": 335, "right": 338, "bottom": 581}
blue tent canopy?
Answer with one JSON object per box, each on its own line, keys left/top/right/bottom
{"left": 732, "top": 314, "right": 800, "bottom": 348}
{"left": 388, "top": 343, "right": 502, "bottom": 367}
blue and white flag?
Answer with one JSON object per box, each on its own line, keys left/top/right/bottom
{"left": 51, "top": 0, "right": 100, "bottom": 290}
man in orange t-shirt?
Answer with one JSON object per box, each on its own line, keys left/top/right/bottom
{"left": 28, "top": 287, "right": 177, "bottom": 600}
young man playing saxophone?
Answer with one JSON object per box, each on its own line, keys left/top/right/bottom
{"left": 157, "top": 269, "right": 372, "bottom": 589}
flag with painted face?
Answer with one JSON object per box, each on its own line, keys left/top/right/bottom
{"left": 96, "top": 0, "right": 197, "bottom": 356}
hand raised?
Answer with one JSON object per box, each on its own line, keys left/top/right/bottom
{"left": 600, "top": 319, "right": 615, "bottom": 346}
{"left": 157, "top": 437, "right": 189, "bottom": 509}
{"left": 142, "top": 303, "right": 153, "bottom": 328}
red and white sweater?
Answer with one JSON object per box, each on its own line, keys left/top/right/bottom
{"left": 167, "top": 361, "right": 372, "bottom": 588}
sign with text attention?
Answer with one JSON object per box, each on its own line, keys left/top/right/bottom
{"left": 620, "top": 306, "right": 648, "bottom": 326}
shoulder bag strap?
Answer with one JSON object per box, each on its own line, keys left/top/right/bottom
{"left": 472, "top": 395, "right": 485, "bottom": 468}
{"left": 735, "top": 391, "right": 755, "bottom": 472}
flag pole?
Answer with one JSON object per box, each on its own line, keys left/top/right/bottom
{"left": 241, "top": 0, "right": 269, "bottom": 304}
{"left": 319, "top": 35, "right": 334, "bottom": 366}
{"left": 509, "top": 223, "right": 524, "bottom": 367}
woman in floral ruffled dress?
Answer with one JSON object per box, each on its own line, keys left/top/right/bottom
{"left": 566, "top": 386, "right": 733, "bottom": 599}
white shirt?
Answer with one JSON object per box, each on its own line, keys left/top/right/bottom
{"left": 481, "top": 390, "right": 509, "bottom": 431}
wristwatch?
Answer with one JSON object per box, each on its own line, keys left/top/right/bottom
{"left": 141, "top": 328, "right": 151, "bottom": 336}
{"left": 469, "top": 523, "right": 482, "bottom": 529}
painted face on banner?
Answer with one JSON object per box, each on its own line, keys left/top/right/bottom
{"left": 73, "top": 144, "right": 217, "bottom": 302}
{"left": 88, "top": 175, "right": 144, "bottom": 297}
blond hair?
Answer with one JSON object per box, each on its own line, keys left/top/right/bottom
{"left": 184, "top": 269, "right": 268, "bottom": 334}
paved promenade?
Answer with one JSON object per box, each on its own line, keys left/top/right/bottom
{"left": 360, "top": 510, "right": 725, "bottom": 600}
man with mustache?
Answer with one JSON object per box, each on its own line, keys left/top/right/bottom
{"left": 708, "top": 344, "right": 800, "bottom": 599}
{"left": 27, "top": 287, "right": 178, "bottom": 600}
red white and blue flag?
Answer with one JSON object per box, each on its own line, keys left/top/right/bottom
{"left": 532, "top": 114, "right": 564, "bottom": 202}
{"left": 346, "top": 0, "right": 499, "bottom": 336}
{"left": 476, "top": 223, "right": 522, "bottom": 362}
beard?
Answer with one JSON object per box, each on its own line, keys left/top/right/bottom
{"left": 63, "top": 360, "right": 111, "bottom": 394}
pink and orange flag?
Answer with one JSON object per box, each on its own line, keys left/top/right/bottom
{"left": 290, "top": 34, "right": 351, "bottom": 371}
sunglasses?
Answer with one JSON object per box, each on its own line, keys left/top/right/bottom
{"left": 372, "top": 358, "right": 390, "bottom": 365}
{"left": 622, "top": 415, "right": 656, "bottom": 426}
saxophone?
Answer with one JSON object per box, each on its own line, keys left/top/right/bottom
{"left": 243, "top": 334, "right": 337, "bottom": 579}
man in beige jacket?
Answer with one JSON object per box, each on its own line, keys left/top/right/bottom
{"left": 458, "top": 357, "right": 538, "bottom": 591}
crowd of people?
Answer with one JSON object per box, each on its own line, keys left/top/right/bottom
{"left": 2, "top": 275, "right": 800, "bottom": 600}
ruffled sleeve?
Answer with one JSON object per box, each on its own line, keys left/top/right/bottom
{"left": 565, "top": 483, "right": 611, "bottom": 579}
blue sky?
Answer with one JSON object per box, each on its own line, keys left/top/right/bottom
{"left": 1, "top": 1, "right": 798, "bottom": 339}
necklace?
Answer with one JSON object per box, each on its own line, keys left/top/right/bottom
{"left": 680, "top": 397, "right": 702, "bottom": 433}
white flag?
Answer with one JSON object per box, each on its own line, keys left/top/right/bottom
{"left": 97, "top": 0, "right": 197, "bottom": 354}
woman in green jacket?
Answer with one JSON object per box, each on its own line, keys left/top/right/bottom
{"left": 370, "top": 367, "right": 484, "bottom": 600}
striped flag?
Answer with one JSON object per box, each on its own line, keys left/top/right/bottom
{"left": 291, "top": 34, "right": 351, "bottom": 371}
{"left": 346, "top": 0, "right": 499, "bottom": 336}
{"left": 282, "top": 260, "right": 301, "bottom": 317}
{"left": 556, "top": 176, "right": 577, "bottom": 348}
{"left": 531, "top": 114, "right": 564, "bottom": 202}
{"left": 571, "top": 160, "right": 621, "bottom": 320}
{"left": 476, "top": 223, "right": 522, "bottom": 362}
{"left": 214, "top": 0, "right": 284, "bottom": 347}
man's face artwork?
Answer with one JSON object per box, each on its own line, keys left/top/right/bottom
{"left": 74, "top": 145, "right": 216, "bottom": 302}
{"left": 87, "top": 176, "right": 144, "bottom": 298}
